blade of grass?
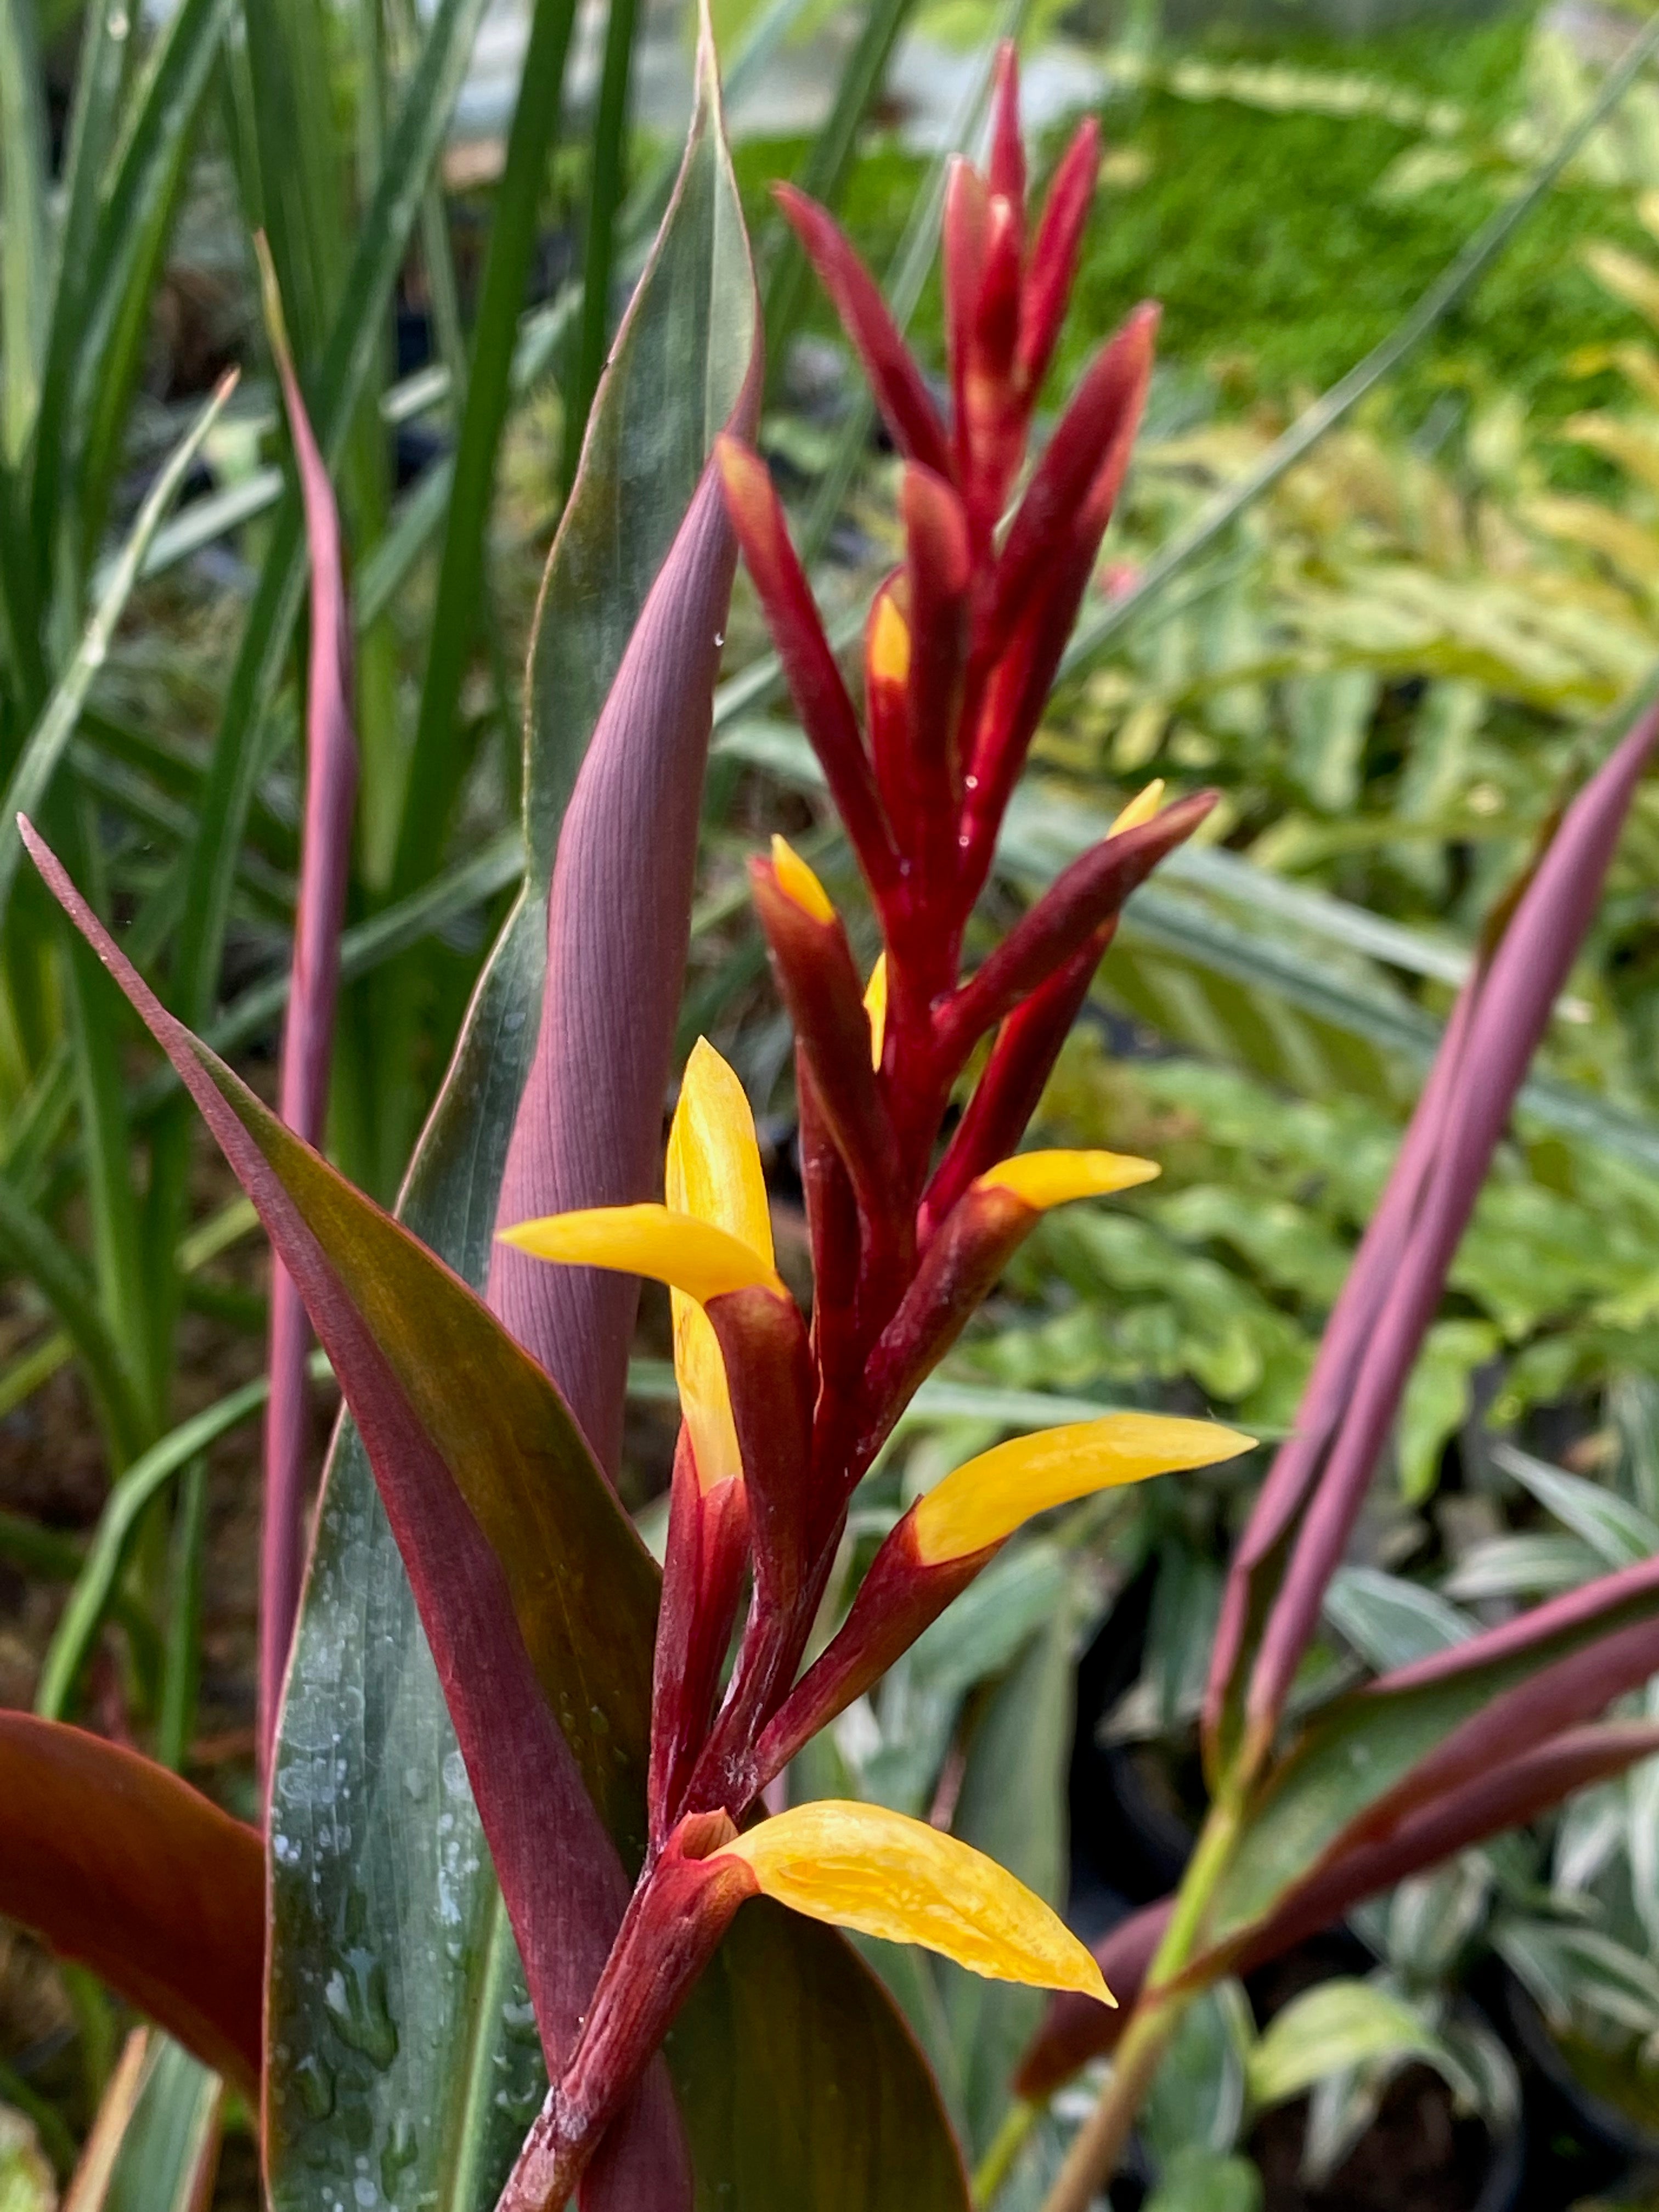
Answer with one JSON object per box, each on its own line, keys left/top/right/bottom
{"left": 33, "top": 0, "right": 235, "bottom": 576}
{"left": 34, "top": 0, "right": 134, "bottom": 504}
{"left": 391, "top": 0, "right": 582, "bottom": 898}
{"left": 0, "top": 374, "right": 238, "bottom": 934}
{"left": 0, "top": 0, "right": 49, "bottom": 466}
{"left": 0, "top": 1173, "right": 148, "bottom": 1462}
{"left": 156, "top": 1459, "right": 208, "bottom": 1770}
{"left": 169, "top": 0, "right": 496, "bottom": 1035}
{"left": 61, "top": 848, "right": 156, "bottom": 1430}
{"left": 35, "top": 1375, "right": 276, "bottom": 1723}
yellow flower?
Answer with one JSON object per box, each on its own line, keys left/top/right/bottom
{"left": 713, "top": 1799, "right": 1111, "bottom": 2001}
{"left": 500, "top": 1039, "right": 776, "bottom": 1490}
{"left": 911, "top": 1413, "right": 1255, "bottom": 1566}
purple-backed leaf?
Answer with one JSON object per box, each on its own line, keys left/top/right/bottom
{"left": 0, "top": 1712, "right": 263, "bottom": 2091}
{"left": 1212, "top": 704, "right": 1659, "bottom": 1768}
{"left": 1203, "top": 986, "right": 1478, "bottom": 1776}
{"left": 1016, "top": 1720, "right": 1659, "bottom": 2098}
{"left": 1207, "top": 1549, "right": 1659, "bottom": 1942}
{"left": 23, "top": 826, "right": 660, "bottom": 2113}
{"left": 254, "top": 240, "right": 360, "bottom": 1777}
{"left": 487, "top": 307, "right": 762, "bottom": 1482}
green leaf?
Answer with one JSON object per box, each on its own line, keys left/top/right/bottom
{"left": 1144, "top": 2147, "right": 1262, "bottom": 2212}
{"left": 96, "top": 2037, "right": 222, "bottom": 2212}
{"left": 1494, "top": 1441, "right": 1659, "bottom": 1570}
{"left": 0, "top": 0, "right": 48, "bottom": 466}
{"left": 0, "top": 375, "right": 234, "bottom": 932}
{"left": 266, "top": 31, "right": 968, "bottom": 2211}
{"left": 1141, "top": 1984, "right": 1250, "bottom": 2174}
{"left": 35, "top": 1376, "right": 271, "bottom": 1725}
{"left": 1322, "top": 1565, "right": 1474, "bottom": 1675}
{"left": 939, "top": 1599, "right": 1077, "bottom": 2160}
{"left": 1244, "top": 1979, "right": 1441, "bottom": 2110}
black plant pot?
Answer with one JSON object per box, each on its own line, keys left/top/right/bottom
{"left": 1498, "top": 1968, "right": 1659, "bottom": 2208}
{"left": 1069, "top": 1565, "right": 1201, "bottom": 1939}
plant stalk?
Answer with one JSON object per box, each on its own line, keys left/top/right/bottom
{"left": 1037, "top": 1784, "right": 1246, "bottom": 2212}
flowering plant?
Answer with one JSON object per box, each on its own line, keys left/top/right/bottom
{"left": 5, "top": 25, "right": 1659, "bottom": 2212}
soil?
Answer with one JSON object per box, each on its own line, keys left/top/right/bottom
{"left": 1249, "top": 2067, "right": 1499, "bottom": 2212}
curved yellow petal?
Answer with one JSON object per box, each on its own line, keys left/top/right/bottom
{"left": 864, "top": 952, "right": 888, "bottom": 1071}
{"left": 911, "top": 1414, "right": 1255, "bottom": 1566}
{"left": 771, "top": 834, "right": 835, "bottom": 925}
{"left": 1110, "top": 777, "right": 1166, "bottom": 835}
{"left": 499, "top": 1205, "right": 781, "bottom": 1304}
{"left": 666, "top": 1043, "right": 771, "bottom": 1491}
{"left": 975, "top": 1149, "right": 1159, "bottom": 1210}
{"left": 714, "top": 1801, "right": 1110, "bottom": 2002}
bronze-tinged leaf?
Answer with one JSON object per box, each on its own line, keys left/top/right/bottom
{"left": 0, "top": 1715, "right": 261, "bottom": 2092}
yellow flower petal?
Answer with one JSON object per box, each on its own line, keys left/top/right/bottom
{"left": 714, "top": 1801, "right": 1111, "bottom": 2001}
{"left": 1110, "top": 778, "right": 1166, "bottom": 835}
{"left": 666, "top": 1041, "right": 772, "bottom": 1489}
{"left": 499, "top": 1204, "right": 781, "bottom": 1304}
{"left": 770, "top": 835, "right": 836, "bottom": 926}
{"left": 869, "top": 592, "right": 911, "bottom": 689}
{"left": 974, "top": 1149, "right": 1159, "bottom": 1210}
{"left": 667, "top": 1039, "right": 773, "bottom": 1261}
{"left": 864, "top": 952, "right": 888, "bottom": 1071}
{"left": 911, "top": 1414, "right": 1255, "bottom": 1566}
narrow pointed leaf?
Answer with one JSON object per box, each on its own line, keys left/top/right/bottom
{"left": 258, "top": 261, "right": 359, "bottom": 1767}
{"left": 74, "top": 2034, "right": 223, "bottom": 2212}
{"left": 0, "top": 1714, "right": 261, "bottom": 2091}
{"left": 1209, "top": 1553, "right": 1659, "bottom": 1943}
{"left": 488, "top": 21, "right": 763, "bottom": 1477}
{"left": 1016, "top": 1722, "right": 1659, "bottom": 2098}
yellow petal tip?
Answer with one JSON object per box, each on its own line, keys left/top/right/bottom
{"left": 1110, "top": 778, "right": 1166, "bottom": 836}
{"left": 770, "top": 835, "right": 836, "bottom": 926}
{"left": 869, "top": 592, "right": 912, "bottom": 688}
{"left": 864, "top": 952, "right": 889, "bottom": 1069}
{"left": 974, "top": 1149, "right": 1160, "bottom": 1210}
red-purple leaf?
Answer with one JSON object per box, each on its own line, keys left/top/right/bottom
{"left": 1214, "top": 704, "right": 1659, "bottom": 1765}
{"left": 1210, "top": 1551, "right": 1659, "bottom": 1941}
{"left": 0, "top": 1713, "right": 262, "bottom": 2091}
{"left": 488, "top": 364, "right": 761, "bottom": 1481}
{"left": 1015, "top": 1722, "right": 1659, "bottom": 2097}
{"left": 256, "top": 244, "right": 359, "bottom": 1778}
{"left": 23, "top": 825, "right": 656, "bottom": 2106}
